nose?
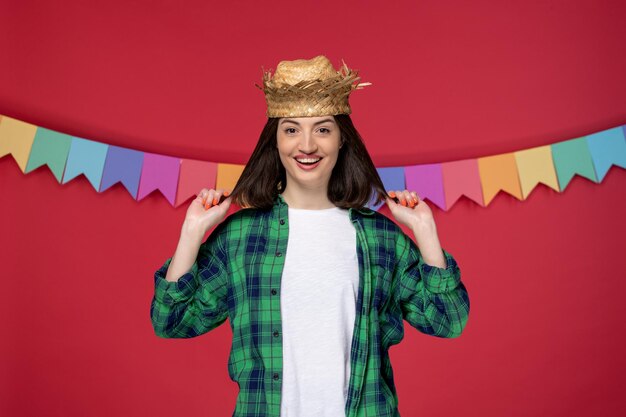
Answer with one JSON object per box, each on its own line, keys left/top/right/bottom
{"left": 299, "top": 130, "right": 318, "bottom": 154}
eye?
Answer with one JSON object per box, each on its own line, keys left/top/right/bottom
{"left": 284, "top": 127, "right": 297, "bottom": 134}
{"left": 318, "top": 127, "right": 331, "bottom": 134}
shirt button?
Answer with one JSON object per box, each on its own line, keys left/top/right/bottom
{"left": 271, "top": 289, "right": 277, "bottom": 295}
{"left": 273, "top": 373, "right": 279, "bottom": 380}
{"left": 276, "top": 252, "right": 282, "bottom": 257}
{"left": 280, "top": 219, "right": 285, "bottom": 225}
{"left": 273, "top": 330, "right": 279, "bottom": 337}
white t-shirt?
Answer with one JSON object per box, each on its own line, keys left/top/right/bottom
{"left": 279, "top": 206, "right": 359, "bottom": 417}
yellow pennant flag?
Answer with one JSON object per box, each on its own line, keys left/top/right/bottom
{"left": 0, "top": 116, "right": 38, "bottom": 172}
{"left": 514, "top": 145, "right": 560, "bottom": 199}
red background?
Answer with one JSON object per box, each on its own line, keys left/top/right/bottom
{"left": 1, "top": 1, "right": 625, "bottom": 416}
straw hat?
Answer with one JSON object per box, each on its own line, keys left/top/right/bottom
{"left": 255, "top": 55, "right": 371, "bottom": 118}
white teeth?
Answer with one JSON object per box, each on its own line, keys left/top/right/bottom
{"left": 296, "top": 158, "right": 321, "bottom": 163}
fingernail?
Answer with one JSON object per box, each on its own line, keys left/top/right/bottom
{"left": 389, "top": 191, "right": 396, "bottom": 197}
{"left": 401, "top": 199, "right": 407, "bottom": 206}
{"left": 224, "top": 191, "right": 230, "bottom": 197}
{"left": 409, "top": 201, "right": 415, "bottom": 207}
{"left": 213, "top": 198, "right": 218, "bottom": 205}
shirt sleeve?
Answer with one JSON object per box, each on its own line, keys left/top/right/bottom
{"left": 392, "top": 230, "right": 470, "bottom": 338}
{"left": 150, "top": 225, "right": 230, "bottom": 338}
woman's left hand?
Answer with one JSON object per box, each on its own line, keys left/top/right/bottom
{"left": 385, "top": 189, "right": 447, "bottom": 268}
{"left": 385, "top": 189, "right": 438, "bottom": 238}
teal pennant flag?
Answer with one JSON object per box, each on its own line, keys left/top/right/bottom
{"left": 551, "top": 136, "right": 597, "bottom": 190}
{"left": 25, "top": 128, "right": 72, "bottom": 182}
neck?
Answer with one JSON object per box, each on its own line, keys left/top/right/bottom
{"left": 281, "top": 183, "right": 336, "bottom": 210}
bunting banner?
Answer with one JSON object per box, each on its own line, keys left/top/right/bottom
{"left": 0, "top": 114, "right": 624, "bottom": 211}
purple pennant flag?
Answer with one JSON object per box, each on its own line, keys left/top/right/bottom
{"left": 404, "top": 163, "right": 446, "bottom": 210}
{"left": 99, "top": 146, "right": 144, "bottom": 198}
{"left": 136, "top": 153, "right": 181, "bottom": 206}
{"left": 368, "top": 167, "right": 405, "bottom": 211}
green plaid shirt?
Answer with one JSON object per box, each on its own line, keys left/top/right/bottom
{"left": 150, "top": 193, "right": 470, "bottom": 417}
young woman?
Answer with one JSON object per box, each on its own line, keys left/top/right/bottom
{"left": 150, "top": 55, "right": 470, "bottom": 417}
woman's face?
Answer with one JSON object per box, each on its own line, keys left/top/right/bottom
{"left": 276, "top": 115, "right": 342, "bottom": 190}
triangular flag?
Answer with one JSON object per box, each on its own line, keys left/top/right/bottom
{"left": 442, "top": 159, "right": 484, "bottom": 209}
{"left": 477, "top": 153, "right": 522, "bottom": 206}
{"left": 0, "top": 116, "right": 38, "bottom": 172}
{"left": 551, "top": 136, "right": 597, "bottom": 189}
{"left": 99, "top": 146, "right": 144, "bottom": 198}
{"left": 62, "top": 137, "right": 109, "bottom": 191}
{"left": 24, "top": 127, "right": 72, "bottom": 182}
{"left": 405, "top": 163, "right": 446, "bottom": 210}
{"left": 514, "top": 145, "right": 560, "bottom": 199}
{"left": 216, "top": 163, "right": 245, "bottom": 191}
{"left": 175, "top": 159, "right": 218, "bottom": 207}
{"left": 585, "top": 126, "right": 626, "bottom": 182}
{"left": 368, "top": 167, "right": 405, "bottom": 211}
{"left": 137, "top": 153, "right": 181, "bottom": 206}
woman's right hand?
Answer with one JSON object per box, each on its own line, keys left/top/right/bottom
{"left": 182, "top": 188, "right": 233, "bottom": 237}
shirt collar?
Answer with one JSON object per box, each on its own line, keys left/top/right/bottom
{"left": 274, "top": 193, "right": 375, "bottom": 219}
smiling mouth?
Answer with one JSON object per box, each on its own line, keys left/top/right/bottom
{"left": 294, "top": 157, "right": 323, "bottom": 165}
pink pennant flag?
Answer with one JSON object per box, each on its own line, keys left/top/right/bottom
{"left": 136, "top": 153, "right": 181, "bottom": 206}
{"left": 441, "top": 159, "right": 484, "bottom": 209}
{"left": 175, "top": 159, "right": 218, "bottom": 207}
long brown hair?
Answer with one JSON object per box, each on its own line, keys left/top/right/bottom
{"left": 229, "top": 114, "right": 388, "bottom": 210}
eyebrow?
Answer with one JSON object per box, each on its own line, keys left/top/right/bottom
{"left": 279, "top": 118, "right": 335, "bottom": 126}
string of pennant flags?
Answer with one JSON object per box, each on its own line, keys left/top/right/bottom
{"left": 0, "top": 114, "right": 624, "bottom": 211}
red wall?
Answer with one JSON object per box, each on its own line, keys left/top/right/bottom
{"left": 1, "top": 1, "right": 625, "bottom": 416}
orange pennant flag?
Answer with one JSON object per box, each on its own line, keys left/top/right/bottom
{"left": 477, "top": 153, "right": 523, "bottom": 205}
{"left": 216, "top": 163, "right": 245, "bottom": 192}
